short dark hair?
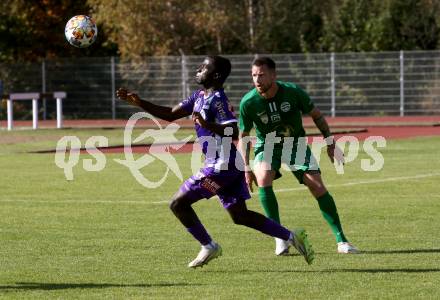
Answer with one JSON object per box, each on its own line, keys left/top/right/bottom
{"left": 252, "top": 56, "right": 276, "bottom": 70}
{"left": 208, "top": 55, "right": 231, "bottom": 84}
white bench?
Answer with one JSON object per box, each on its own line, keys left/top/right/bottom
{"left": 5, "top": 92, "right": 67, "bottom": 130}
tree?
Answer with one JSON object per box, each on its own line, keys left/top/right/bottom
{"left": 380, "top": 0, "right": 440, "bottom": 50}
{"left": 87, "top": 0, "right": 251, "bottom": 58}
{"left": 320, "top": 0, "right": 386, "bottom": 52}
{"left": 2, "top": 0, "right": 440, "bottom": 62}
{"left": 319, "top": 0, "right": 440, "bottom": 52}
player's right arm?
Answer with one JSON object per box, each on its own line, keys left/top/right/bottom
{"left": 116, "top": 87, "right": 190, "bottom": 122}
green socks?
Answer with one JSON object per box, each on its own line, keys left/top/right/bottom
{"left": 317, "top": 192, "right": 348, "bottom": 243}
{"left": 258, "top": 187, "right": 348, "bottom": 243}
{"left": 258, "top": 186, "right": 280, "bottom": 223}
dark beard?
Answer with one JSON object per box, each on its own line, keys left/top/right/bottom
{"left": 258, "top": 83, "right": 272, "bottom": 94}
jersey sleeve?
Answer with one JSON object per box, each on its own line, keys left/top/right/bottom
{"left": 296, "top": 86, "right": 315, "bottom": 114}
{"left": 179, "top": 90, "right": 198, "bottom": 113}
{"left": 210, "top": 93, "right": 237, "bottom": 124}
{"left": 239, "top": 99, "right": 253, "bottom": 132}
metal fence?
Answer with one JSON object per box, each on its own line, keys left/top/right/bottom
{"left": 1, "top": 50, "right": 440, "bottom": 120}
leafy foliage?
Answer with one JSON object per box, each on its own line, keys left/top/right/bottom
{"left": 1, "top": 0, "right": 440, "bottom": 61}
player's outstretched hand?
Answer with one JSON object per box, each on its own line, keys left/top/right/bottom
{"left": 192, "top": 112, "right": 207, "bottom": 128}
{"left": 327, "top": 143, "right": 345, "bottom": 165}
{"left": 244, "top": 170, "right": 257, "bottom": 193}
{"left": 116, "top": 88, "right": 142, "bottom": 107}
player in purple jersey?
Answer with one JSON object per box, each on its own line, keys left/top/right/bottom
{"left": 116, "top": 56, "right": 314, "bottom": 268}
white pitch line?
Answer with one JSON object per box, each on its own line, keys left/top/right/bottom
{"left": 153, "top": 172, "right": 440, "bottom": 202}
{"left": 270, "top": 172, "right": 440, "bottom": 194}
{"left": 0, "top": 199, "right": 164, "bottom": 205}
{"left": 1, "top": 173, "right": 439, "bottom": 205}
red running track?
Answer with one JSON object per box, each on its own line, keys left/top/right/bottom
{"left": 4, "top": 116, "right": 439, "bottom": 154}
{"left": 3, "top": 115, "right": 440, "bottom": 129}
{"left": 99, "top": 125, "right": 440, "bottom": 154}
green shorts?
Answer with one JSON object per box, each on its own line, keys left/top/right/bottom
{"left": 253, "top": 144, "right": 320, "bottom": 184}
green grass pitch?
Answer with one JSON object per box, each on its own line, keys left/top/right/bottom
{"left": 0, "top": 130, "right": 439, "bottom": 299}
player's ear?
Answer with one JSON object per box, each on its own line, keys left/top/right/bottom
{"left": 213, "top": 72, "right": 221, "bottom": 80}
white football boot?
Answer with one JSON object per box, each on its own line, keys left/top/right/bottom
{"left": 275, "top": 238, "right": 290, "bottom": 256}
{"left": 188, "top": 242, "right": 222, "bottom": 268}
{"left": 288, "top": 228, "right": 315, "bottom": 265}
{"left": 337, "top": 242, "right": 360, "bottom": 254}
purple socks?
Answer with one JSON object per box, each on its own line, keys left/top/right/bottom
{"left": 187, "top": 218, "right": 291, "bottom": 246}
{"left": 259, "top": 218, "right": 291, "bottom": 240}
{"left": 187, "top": 222, "right": 212, "bottom": 246}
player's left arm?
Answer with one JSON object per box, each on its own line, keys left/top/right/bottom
{"left": 192, "top": 112, "right": 238, "bottom": 138}
{"left": 310, "top": 107, "right": 331, "bottom": 138}
{"left": 309, "top": 107, "right": 344, "bottom": 164}
{"left": 193, "top": 94, "right": 239, "bottom": 138}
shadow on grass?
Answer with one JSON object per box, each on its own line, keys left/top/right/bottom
{"left": 361, "top": 248, "right": 440, "bottom": 254}
{"left": 0, "top": 282, "right": 195, "bottom": 291}
{"left": 206, "top": 268, "right": 440, "bottom": 274}
{"left": 327, "top": 268, "right": 440, "bottom": 273}
{"left": 277, "top": 248, "right": 440, "bottom": 256}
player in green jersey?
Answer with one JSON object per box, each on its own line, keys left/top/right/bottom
{"left": 238, "top": 57, "right": 359, "bottom": 255}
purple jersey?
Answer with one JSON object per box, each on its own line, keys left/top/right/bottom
{"left": 180, "top": 89, "right": 238, "bottom": 170}
{"left": 178, "top": 89, "right": 250, "bottom": 207}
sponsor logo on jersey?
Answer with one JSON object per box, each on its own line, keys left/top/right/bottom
{"left": 257, "top": 111, "right": 269, "bottom": 124}
{"left": 268, "top": 102, "right": 281, "bottom": 122}
{"left": 201, "top": 177, "right": 221, "bottom": 193}
{"left": 271, "top": 114, "right": 281, "bottom": 123}
{"left": 280, "top": 101, "right": 291, "bottom": 112}
{"left": 215, "top": 100, "right": 227, "bottom": 120}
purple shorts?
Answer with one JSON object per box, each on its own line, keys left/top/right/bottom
{"left": 179, "top": 167, "right": 251, "bottom": 209}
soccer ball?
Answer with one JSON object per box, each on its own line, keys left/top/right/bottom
{"left": 65, "top": 15, "right": 98, "bottom": 48}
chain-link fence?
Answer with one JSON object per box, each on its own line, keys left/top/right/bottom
{"left": 1, "top": 50, "right": 440, "bottom": 120}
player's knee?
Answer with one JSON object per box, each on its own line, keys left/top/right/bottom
{"left": 255, "top": 171, "right": 275, "bottom": 187}
{"left": 169, "top": 198, "right": 182, "bottom": 212}
{"left": 231, "top": 215, "right": 245, "bottom": 225}
{"left": 230, "top": 212, "right": 249, "bottom": 226}
{"left": 304, "top": 177, "right": 326, "bottom": 197}
{"left": 169, "top": 194, "right": 194, "bottom": 212}
{"left": 309, "top": 185, "right": 327, "bottom": 198}
{"left": 255, "top": 175, "right": 270, "bottom": 187}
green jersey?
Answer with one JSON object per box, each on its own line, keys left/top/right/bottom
{"left": 239, "top": 81, "right": 314, "bottom": 151}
